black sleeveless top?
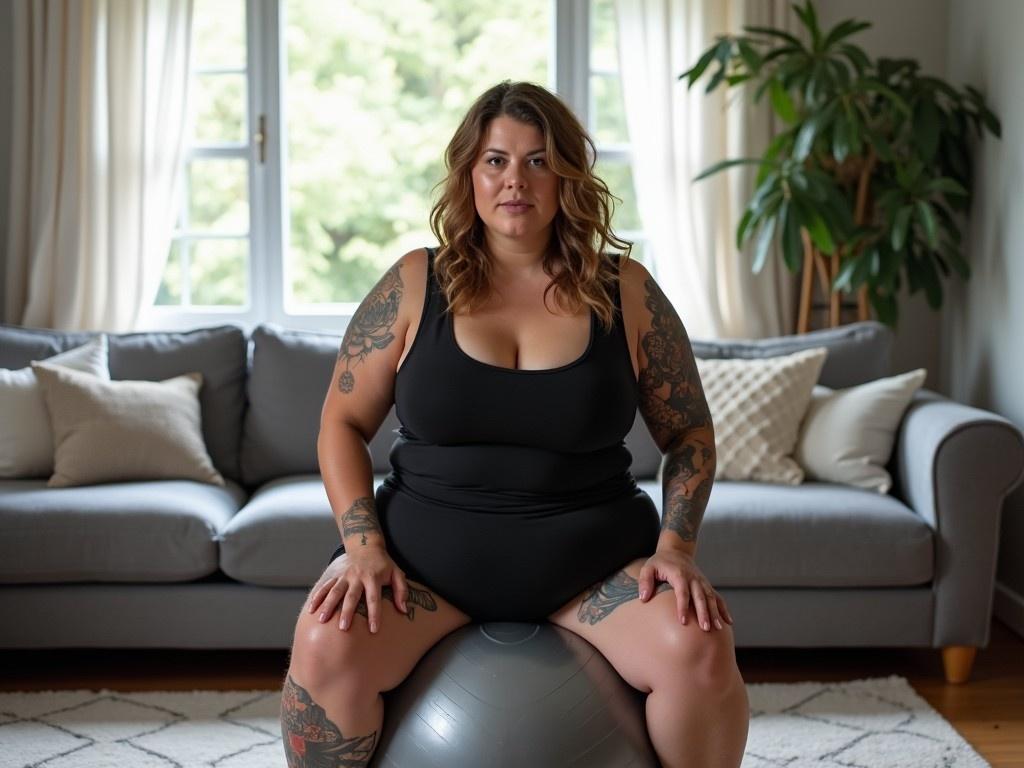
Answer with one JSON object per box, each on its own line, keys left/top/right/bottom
{"left": 330, "top": 246, "right": 662, "bottom": 622}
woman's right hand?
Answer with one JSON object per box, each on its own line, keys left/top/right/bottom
{"left": 306, "top": 544, "right": 409, "bottom": 634}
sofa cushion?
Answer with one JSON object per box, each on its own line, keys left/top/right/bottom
{"left": 635, "top": 478, "right": 933, "bottom": 587}
{"left": 691, "top": 320, "right": 891, "bottom": 389}
{"left": 31, "top": 363, "right": 225, "bottom": 488}
{"left": 0, "top": 324, "right": 247, "bottom": 482}
{"left": 219, "top": 474, "right": 391, "bottom": 586}
{"left": 0, "top": 479, "right": 247, "bottom": 582}
{"left": 0, "top": 335, "right": 110, "bottom": 479}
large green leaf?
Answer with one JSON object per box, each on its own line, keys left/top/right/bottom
{"left": 892, "top": 205, "right": 913, "bottom": 251}
{"left": 742, "top": 25, "right": 805, "bottom": 49}
{"left": 793, "top": 1, "right": 822, "bottom": 51}
{"left": 737, "top": 38, "right": 763, "bottom": 72}
{"left": 680, "top": 43, "right": 720, "bottom": 87}
{"left": 692, "top": 157, "right": 770, "bottom": 183}
{"left": 839, "top": 44, "right": 871, "bottom": 75}
{"left": 869, "top": 288, "right": 898, "bottom": 327}
{"left": 737, "top": 208, "right": 756, "bottom": 250}
{"left": 802, "top": 205, "right": 836, "bottom": 254}
{"left": 793, "top": 101, "right": 838, "bottom": 161}
{"left": 926, "top": 177, "right": 968, "bottom": 196}
{"left": 915, "top": 200, "right": 938, "bottom": 249}
{"left": 918, "top": 252, "right": 944, "bottom": 309}
{"left": 781, "top": 196, "right": 804, "bottom": 272}
{"left": 832, "top": 114, "right": 850, "bottom": 163}
{"left": 752, "top": 210, "right": 779, "bottom": 274}
{"left": 769, "top": 78, "right": 798, "bottom": 124}
{"left": 823, "top": 20, "right": 872, "bottom": 50}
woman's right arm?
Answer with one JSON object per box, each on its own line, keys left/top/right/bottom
{"left": 314, "top": 248, "right": 427, "bottom": 631}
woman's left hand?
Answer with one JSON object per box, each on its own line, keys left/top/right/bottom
{"left": 638, "top": 549, "right": 733, "bottom": 631}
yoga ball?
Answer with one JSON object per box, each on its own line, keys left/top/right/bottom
{"left": 371, "top": 621, "right": 660, "bottom": 767}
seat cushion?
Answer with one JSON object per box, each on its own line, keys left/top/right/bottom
{"left": 220, "top": 474, "right": 391, "bottom": 587}
{"left": 0, "top": 324, "right": 247, "bottom": 482}
{"left": 635, "top": 478, "right": 933, "bottom": 587}
{"left": 0, "top": 479, "right": 247, "bottom": 582}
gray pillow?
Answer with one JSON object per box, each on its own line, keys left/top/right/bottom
{"left": 0, "top": 323, "right": 247, "bottom": 481}
{"left": 692, "top": 320, "right": 892, "bottom": 389}
{"left": 240, "top": 323, "right": 341, "bottom": 486}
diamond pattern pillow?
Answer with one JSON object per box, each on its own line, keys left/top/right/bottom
{"left": 696, "top": 347, "right": 828, "bottom": 484}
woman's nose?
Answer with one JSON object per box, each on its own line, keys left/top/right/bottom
{"left": 504, "top": 164, "right": 526, "bottom": 188}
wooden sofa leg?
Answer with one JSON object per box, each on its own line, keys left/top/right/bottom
{"left": 941, "top": 645, "right": 977, "bottom": 684}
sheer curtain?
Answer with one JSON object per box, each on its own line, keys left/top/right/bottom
{"left": 5, "top": 0, "right": 193, "bottom": 332}
{"left": 615, "top": 0, "right": 801, "bottom": 339}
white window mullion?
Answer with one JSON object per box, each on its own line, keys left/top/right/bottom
{"left": 249, "top": 0, "right": 276, "bottom": 325}
{"left": 554, "top": 0, "right": 590, "bottom": 124}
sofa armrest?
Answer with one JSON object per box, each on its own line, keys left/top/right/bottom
{"left": 891, "top": 388, "right": 1024, "bottom": 647}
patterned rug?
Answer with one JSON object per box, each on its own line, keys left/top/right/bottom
{"left": 0, "top": 675, "right": 989, "bottom": 767}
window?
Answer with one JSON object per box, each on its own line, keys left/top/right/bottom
{"left": 145, "top": 0, "right": 644, "bottom": 332}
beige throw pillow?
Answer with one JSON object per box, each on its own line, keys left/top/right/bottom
{"left": 795, "top": 368, "right": 927, "bottom": 493}
{"left": 30, "top": 362, "right": 225, "bottom": 488}
{"left": 695, "top": 347, "right": 828, "bottom": 485}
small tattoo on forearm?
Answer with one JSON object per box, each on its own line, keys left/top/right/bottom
{"left": 341, "top": 497, "right": 383, "bottom": 546}
{"left": 354, "top": 584, "right": 439, "bottom": 621}
{"left": 576, "top": 569, "right": 672, "bottom": 625}
{"left": 280, "top": 673, "right": 377, "bottom": 766}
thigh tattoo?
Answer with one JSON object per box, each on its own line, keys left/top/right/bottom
{"left": 577, "top": 569, "right": 673, "bottom": 625}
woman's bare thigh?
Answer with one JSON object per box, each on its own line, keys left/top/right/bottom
{"left": 291, "top": 553, "right": 473, "bottom": 695}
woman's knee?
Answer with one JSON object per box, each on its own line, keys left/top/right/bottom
{"left": 289, "top": 611, "right": 376, "bottom": 694}
{"left": 659, "top": 616, "right": 741, "bottom": 691}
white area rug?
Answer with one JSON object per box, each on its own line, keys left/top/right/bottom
{"left": 0, "top": 675, "right": 989, "bottom": 767}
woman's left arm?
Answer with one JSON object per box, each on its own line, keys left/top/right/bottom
{"left": 623, "top": 260, "right": 731, "bottom": 631}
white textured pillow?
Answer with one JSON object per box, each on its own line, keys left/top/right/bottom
{"left": 695, "top": 347, "right": 828, "bottom": 485}
{"left": 30, "top": 362, "right": 225, "bottom": 488}
{"left": 0, "top": 335, "right": 110, "bottom": 478}
{"left": 795, "top": 368, "right": 927, "bottom": 493}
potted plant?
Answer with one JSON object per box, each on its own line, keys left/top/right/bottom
{"left": 680, "top": 0, "right": 1001, "bottom": 330}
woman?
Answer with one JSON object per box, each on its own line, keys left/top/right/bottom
{"left": 280, "top": 80, "right": 749, "bottom": 768}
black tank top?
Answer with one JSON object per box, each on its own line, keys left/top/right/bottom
{"left": 389, "top": 246, "right": 641, "bottom": 512}
{"left": 330, "top": 245, "right": 662, "bottom": 621}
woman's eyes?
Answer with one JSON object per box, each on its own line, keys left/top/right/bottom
{"left": 486, "top": 157, "right": 545, "bottom": 167}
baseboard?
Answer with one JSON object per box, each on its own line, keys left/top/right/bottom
{"left": 993, "top": 579, "right": 1024, "bottom": 639}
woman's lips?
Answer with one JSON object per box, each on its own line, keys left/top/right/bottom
{"left": 501, "top": 203, "right": 531, "bottom": 213}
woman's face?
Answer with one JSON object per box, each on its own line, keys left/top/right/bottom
{"left": 471, "top": 115, "right": 560, "bottom": 250}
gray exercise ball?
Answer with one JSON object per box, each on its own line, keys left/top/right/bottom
{"left": 371, "top": 621, "right": 660, "bottom": 767}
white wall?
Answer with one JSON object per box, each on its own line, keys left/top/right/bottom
{"left": 944, "top": 0, "right": 1024, "bottom": 637}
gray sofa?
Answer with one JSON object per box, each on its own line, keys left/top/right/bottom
{"left": 1, "top": 319, "right": 1022, "bottom": 684}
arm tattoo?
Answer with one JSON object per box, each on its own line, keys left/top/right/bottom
{"left": 341, "top": 496, "right": 383, "bottom": 546}
{"left": 281, "top": 673, "right": 377, "bottom": 766}
{"left": 638, "top": 276, "right": 716, "bottom": 544}
{"left": 336, "top": 263, "right": 403, "bottom": 393}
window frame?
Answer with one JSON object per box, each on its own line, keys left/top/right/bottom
{"left": 139, "top": 0, "right": 641, "bottom": 333}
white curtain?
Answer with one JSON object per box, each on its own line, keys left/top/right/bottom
{"left": 5, "top": 0, "right": 193, "bottom": 332}
{"left": 615, "top": 0, "right": 802, "bottom": 339}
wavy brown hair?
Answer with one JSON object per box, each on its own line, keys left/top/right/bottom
{"left": 428, "top": 80, "right": 633, "bottom": 333}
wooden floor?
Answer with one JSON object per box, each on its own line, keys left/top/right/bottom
{"left": 2, "top": 618, "right": 1021, "bottom": 767}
